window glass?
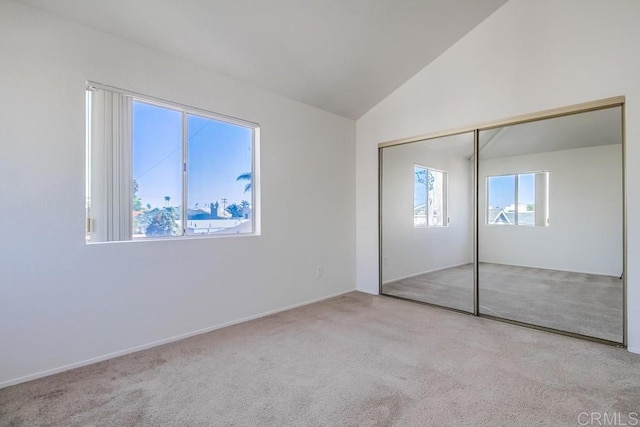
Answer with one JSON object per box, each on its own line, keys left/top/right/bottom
{"left": 428, "top": 170, "right": 445, "bottom": 227}
{"left": 487, "top": 172, "right": 548, "bottom": 226}
{"left": 414, "top": 166, "right": 447, "bottom": 227}
{"left": 86, "top": 85, "right": 258, "bottom": 243}
{"left": 186, "top": 114, "right": 253, "bottom": 235}
{"left": 132, "top": 101, "right": 183, "bottom": 237}
{"left": 414, "top": 166, "right": 427, "bottom": 226}
{"left": 487, "top": 175, "right": 515, "bottom": 225}
{"left": 517, "top": 173, "right": 535, "bottom": 226}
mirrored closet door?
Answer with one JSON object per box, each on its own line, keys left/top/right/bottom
{"left": 380, "top": 132, "right": 475, "bottom": 313}
{"left": 379, "top": 98, "right": 625, "bottom": 345}
{"left": 478, "top": 106, "right": 624, "bottom": 343}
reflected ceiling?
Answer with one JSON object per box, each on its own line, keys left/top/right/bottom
{"left": 480, "top": 107, "right": 622, "bottom": 159}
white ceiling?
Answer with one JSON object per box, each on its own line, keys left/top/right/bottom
{"left": 17, "top": 0, "right": 507, "bottom": 119}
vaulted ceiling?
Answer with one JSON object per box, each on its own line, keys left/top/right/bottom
{"left": 18, "top": 0, "right": 507, "bottom": 119}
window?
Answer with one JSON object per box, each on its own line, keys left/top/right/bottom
{"left": 86, "top": 83, "right": 259, "bottom": 242}
{"left": 486, "top": 172, "right": 549, "bottom": 226}
{"left": 414, "top": 165, "right": 448, "bottom": 227}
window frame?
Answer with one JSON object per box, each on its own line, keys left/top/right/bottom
{"left": 485, "top": 171, "right": 549, "bottom": 227}
{"left": 413, "top": 164, "right": 449, "bottom": 228}
{"left": 86, "top": 81, "right": 260, "bottom": 243}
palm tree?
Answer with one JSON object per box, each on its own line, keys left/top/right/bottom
{"left": 236, "top": 172, "right": 252, "bottom": 193}
{"left": 240, "top": 200, "right": 251, "bottom": 218}
{"left": 164, "top": 195, "right": 171, "bottom": 206}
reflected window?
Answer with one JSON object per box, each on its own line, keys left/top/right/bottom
{"left": 487, "top": 172, "right": 549, "bottom": 226}
{"left": 414, "top": 165, "right": 448, "bottom": 227}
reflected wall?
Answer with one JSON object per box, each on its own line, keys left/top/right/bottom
{"left": 477, "top": 107, "right": 624, "bottom": 342}
{"left": 380, "top": 132, "right": 475, "bottom": 312}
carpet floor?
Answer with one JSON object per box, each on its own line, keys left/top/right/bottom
{"left": 382, "top": 263, "right": 623, "bottom": 342}
{"left": 1, "top": 292, "right": 638, "bottom": 426}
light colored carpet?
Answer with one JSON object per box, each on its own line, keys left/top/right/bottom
{"left": 382, "top": 264, "right": 474, "bottom": 312}
{"left": 1, "top": 292, "right": 639, "bottom": 426}
{"left": 383, "top": 263, "right": 623, "bottom": 342}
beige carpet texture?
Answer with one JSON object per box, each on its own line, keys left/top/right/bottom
{"left": 1, "top": 292, "right": 639, "bottom": 426}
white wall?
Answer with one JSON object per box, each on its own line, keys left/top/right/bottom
{"left": 479, "top": 144, "right": 623, "bottom": 276}
{"left": 0, "top": 1, "right": 355, "bottom": 387}
{"left": 381, "top": 136, "right": 473, "bottom": 283}
{"left": 356, "top": 0, "right": 640, "bottom": 352}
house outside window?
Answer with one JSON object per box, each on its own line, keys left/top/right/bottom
{"left": 486, "top": 172, "right": 549, "bottom": 226}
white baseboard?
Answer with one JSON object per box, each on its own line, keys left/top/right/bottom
{"left": 0, "top": 289, "right": 354, "bottom": 389}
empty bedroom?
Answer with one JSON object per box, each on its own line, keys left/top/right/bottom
{"left": 2, "top": 0, "right": 640, "bottom": 425}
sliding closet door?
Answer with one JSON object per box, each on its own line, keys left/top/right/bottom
{"left": 477, "top": 107, "right": 624, "bottom": 343}
{"left": 380, "top": 132, "right": 475, "bottom": 313}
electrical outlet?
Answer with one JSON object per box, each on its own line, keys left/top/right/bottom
{"left": 316, "top": 266, "right": 323, "bottom": 278}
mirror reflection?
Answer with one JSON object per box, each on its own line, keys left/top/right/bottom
{"left": 381, "top": 132, "right": 474, "bottom": 312}
{"left": 478, "top": 106, "right": 623, "bottom": 342}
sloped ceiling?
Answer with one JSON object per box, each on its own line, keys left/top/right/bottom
{"left": 17, "top": 0, "right": 507, "bottom": 119}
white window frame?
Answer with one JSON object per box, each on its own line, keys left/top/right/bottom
{"left": 86, "top": 82, "right": 260, "bottom": 243}
{"left": 485, "top": 171, "right": 549, "bottom": 227}
{"left": 413, "top": 164, "right": 449, "bottom": 228}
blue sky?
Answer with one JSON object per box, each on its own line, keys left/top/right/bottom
{"left": 132, "top": 101, "right": 252, "bottom": 211}
{"left": 488, "top": 174, "right": 534, "bottom": 209}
